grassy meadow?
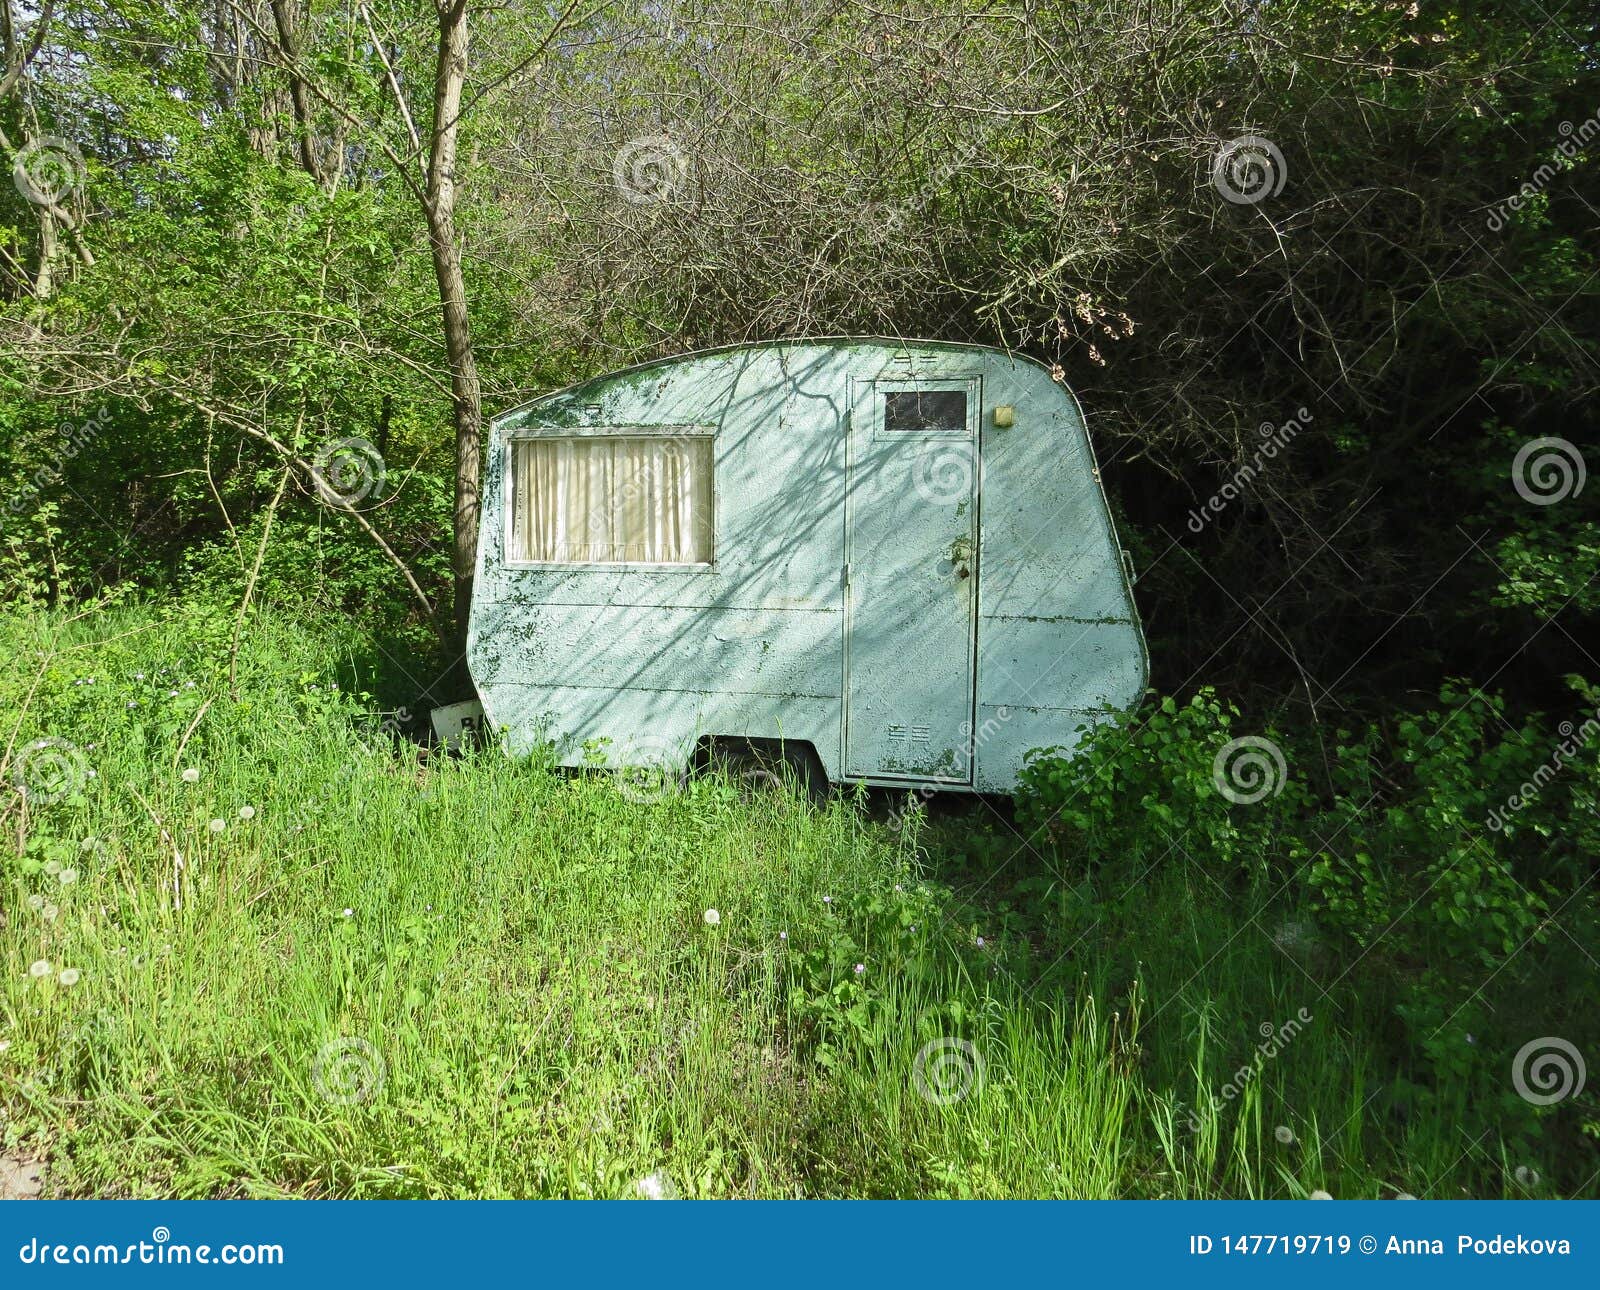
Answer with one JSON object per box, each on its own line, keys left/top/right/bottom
{"left": 0, "top": 602, "right": 1589, "bottom": 1199}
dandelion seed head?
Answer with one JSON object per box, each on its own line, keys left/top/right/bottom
{"left": 58, "top": 868, "right": 77, "bottom": 885}
{"left": 208, "top": 818, "right": 225, "bottom": 833}
{"left": 58, "top": 968, "right": 80, "bottom": 987}
{"left": 28, "top": 960, "right": 50, "bottom": 978}
{"left": 1308, "top": 1189, "right": 1332, "bottom": 1200}
{"left": 238, "top": 805, "right": 255, "bottom": 820}
{"left": 1275, "top": 1125, "right": 1295, "bottom": 1145}
{"left": 181, "top": 767, "right": 199, "bottom": 783}
{"left": 703, "top": 908, "right": 720, "bottom": 925}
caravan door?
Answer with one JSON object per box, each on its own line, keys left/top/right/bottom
{"left": 843, "top": 375, "right": 980, "bottom": 783}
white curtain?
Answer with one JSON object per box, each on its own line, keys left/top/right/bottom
{"left": 510, "top": 435, "right": 713, "bottom": 564}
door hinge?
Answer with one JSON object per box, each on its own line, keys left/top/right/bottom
{"left": 843, "top": 561, "right": 852, "bottom": 587}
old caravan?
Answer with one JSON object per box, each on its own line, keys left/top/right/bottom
{"left": 467, "top": 339, "right": 1147, "bottom": 793}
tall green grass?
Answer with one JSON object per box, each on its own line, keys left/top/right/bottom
{"left": 0, "top": 603, "right": 1580, "bottom": 1198}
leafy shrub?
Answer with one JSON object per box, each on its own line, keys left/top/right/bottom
{"left": 1015, "top": 689, "right": 1309, "bottom": 883}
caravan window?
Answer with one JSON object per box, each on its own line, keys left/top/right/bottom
{"left": 882, "top": 389, "right": 968, "bottom": 435}
{"left": 507, "top": 433, "right": 714, "bottom": 565}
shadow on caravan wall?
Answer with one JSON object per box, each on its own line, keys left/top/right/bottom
{"left": 466, "top": 339, "right": 1148, "bottom": 795}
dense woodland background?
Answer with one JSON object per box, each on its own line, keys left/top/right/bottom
{"left": 2, "top": 0, "right": 1595, "bottom": 703}
{"left": 1, "top": 0, "right": 1598, "bottom": 1197}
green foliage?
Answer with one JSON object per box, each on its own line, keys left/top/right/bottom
{"left": 1015, "top": 682, "right": 1600, "bottom": 1194}
{"left": 1017, "top": 691, "right": 1310, "bottom": 881}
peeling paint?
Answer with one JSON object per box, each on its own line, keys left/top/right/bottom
{"left": 467, "top": 340, "right": 1147, "bottom": 790}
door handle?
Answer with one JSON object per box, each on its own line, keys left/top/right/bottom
{"left": 956, "top": 565, "right": 971, "bottom": 579}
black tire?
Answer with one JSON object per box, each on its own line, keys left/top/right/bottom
{"left": 705, "top": 740, "right": 828, "bottom": 806}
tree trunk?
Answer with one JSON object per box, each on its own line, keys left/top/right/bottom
{"left": 426, "top": 0, "right": 482, "bottom": 655}
{"left": 269, "top": 0, "right": 327, "bottom": 187}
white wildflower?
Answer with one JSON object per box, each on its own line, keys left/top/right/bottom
{"left": 634, "top": 1170, "right": 678, "bottom": 1200}
{"left": 703, "top": 908, "right": 720, "bottom": 926}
